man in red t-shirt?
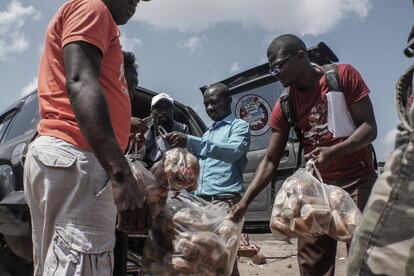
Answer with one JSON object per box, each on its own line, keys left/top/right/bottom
{"left": 23, "top": 0, "right": 158, "bottom": 275}
{"left": 231, "top": 34, "right": 377, "bottom": 276}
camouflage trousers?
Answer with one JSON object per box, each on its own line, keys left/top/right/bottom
{"left": 348, "top": 64, "right": 414, "bottom": 275}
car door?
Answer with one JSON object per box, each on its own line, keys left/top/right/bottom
{"left": 0, "top": 92, "right": 39, "bottom": 275}
{"left": 230, "top": 81, "right": 299, "bottom": 225}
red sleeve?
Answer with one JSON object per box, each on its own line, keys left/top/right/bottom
{"left": 270, "top": 99, "right": 290, "bottom": 131}
{"left": 61, "top": 0, "right": 115, "bottom": 55}
{"left": 338, "top": 64, "right": 370, "bottom": 104}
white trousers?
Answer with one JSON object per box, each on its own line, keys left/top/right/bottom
{"left": 24, "top": 136, "right": 117, "bottom": 276}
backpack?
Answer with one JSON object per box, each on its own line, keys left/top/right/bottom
{"left": 280, "top": 63, "right": 378, "bottom": 170}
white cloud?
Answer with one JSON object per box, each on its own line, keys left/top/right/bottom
{"left": 120, "top": 34, "right": 143, "bottom": 52}
{"left": 230, "top": 62, "right": 241, "bottom": 73}
{"left": 21, "top": 77, "right": 37, "bottom": 96}
{"left": 0, "top": 1, "right": 41, "bottom": 60}
{"left": 177, "top": 36, "right": 207, "bottom": 53}
{"left": 134, "top": 0, "right": 371, "bottom": 35}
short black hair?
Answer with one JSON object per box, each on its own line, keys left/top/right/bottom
{"left": 205, "top": 83, "right": 230, "bottom": 98}
{"left": 123, "top": 51, "right": 138, "bottom": 70}
{"left": 267, "top": 34, "right": 307, "bottom": 60}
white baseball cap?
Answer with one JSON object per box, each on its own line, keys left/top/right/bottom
{"left": 151, "top": 93, "right": 174, "bottom": 108}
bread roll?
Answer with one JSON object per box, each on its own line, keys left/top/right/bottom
{"left": 281, "top": 208, "right": 294, "bottom": 220}
{"left": 163, "top": 148, "right": 200, "bottom": 191}
{"left": 296, "top": 204, "right": 331, "bottom": 236}
{"left": 175, "top": 238, "right": 200, "bottom": 261}
{"left": 330, "top": 210, "right": 352, "bottom": 242}
{"left": 216, "top": 219, "right": 238, "bottom": 241}
{"left": 344, "top": 208, "right": 360, "bottom": 231}
{"left": 286, "top": 194, "right": 301, "bottom": 217}
{"left": 171, "top": 256, "right": 196, "bottom": 274}
{"left": 270, "top": 216, "right": 297, "bottom": 237}
{"left": 283, "top": 176, "right": 297, "bottom": 195}
{"left": 172, "top": 208, "right": 206, "bottom": 230}
{"left": 274, "top": 190, "right": 287, "bottom": 206}
{"left": 191, "top": 232, "right": 229, "bottom": 268}
{"left": 329, "top": 186, "right": 346, "bottom": 210}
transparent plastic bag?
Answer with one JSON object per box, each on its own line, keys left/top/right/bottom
{"left": 326, "top": 185, "right": 361, "bottom": 242}
{"left": 270, "top": 160, "right": 361, "bottom": 243}
{"left": 141, "top": 191, "right": 244, "bottom": 276}
{"left": 129, "top": 160, "right": 168, "bottom": 220}
{"left": 151, "top": 148, "right": 200, "bottom": 192}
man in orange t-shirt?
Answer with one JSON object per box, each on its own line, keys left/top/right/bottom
{"left": 23, "top": 0, "right": 157, "bottom": 275}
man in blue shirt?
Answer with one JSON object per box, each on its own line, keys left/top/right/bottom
{"left": 166, "top": 83, "right": 250, "bottom": 275}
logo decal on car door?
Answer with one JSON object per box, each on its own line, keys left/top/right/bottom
{"left": 235, "top": 95, "right": 271, "bottom": 136}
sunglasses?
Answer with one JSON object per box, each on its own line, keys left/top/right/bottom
{"left": 268, "top": 53, "right": 298, "bottom": 76}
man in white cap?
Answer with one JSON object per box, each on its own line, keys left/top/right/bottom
{"left": 143, "top": 93, "right": 189, "bottom": 167}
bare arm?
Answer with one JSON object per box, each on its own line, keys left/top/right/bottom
{"left": 63, "top": 42, "right": 135, "bottom": 186}
{"left": 63, "top": 42, "right": 155, "bottom": 232}
{"left": 231, "top": 128, "right": 289, "bottom": 221}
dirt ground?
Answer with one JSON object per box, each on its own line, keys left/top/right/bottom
{"left": 238, "top": 234, "right": 348, "bottom": 276}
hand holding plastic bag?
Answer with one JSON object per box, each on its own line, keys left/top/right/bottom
{"left": 151, "top": 148, "right": 200, "bottom": 192}
{"left": 115, "top": 160, "right": 167, "bottom": 234}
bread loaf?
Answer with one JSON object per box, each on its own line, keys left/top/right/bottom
{"left": 163, "top": 148, "right": 200, "bottom": 191}
{"left": 270, "top": 216, "right": 298, "bottom": 237}
{"left": 329, "top": 186, "right": 346, "bottom": 210}
{"left": 283, "top": 176, "right": 297, "bottom": 195}
{"left": 171, "top": 256, "right": 196, "bottom": 274}
{"left": 216, "top": 219, "right": 238, "bottom": 241}
{"left": 191, "top": 232, "right": 229, "bottom": 268}
{"left": 175, "top": 238, "right": 200, "bottom": 261}
{"left": 298, "top": 204, "right": 331, "bottom": 236}
{"left": 274, "top": 190, "right": 287, "bottom": 206}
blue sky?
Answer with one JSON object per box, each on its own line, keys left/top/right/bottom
{"left": 0, "top": 0, "right": 412, "bottom": 161}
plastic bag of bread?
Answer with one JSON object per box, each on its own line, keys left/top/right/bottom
{"left": 151, "top": 148, "right": 200, "bottom": 192}
{"left": 270, "top": 159, "right": 361, "bottom": 243}
{"left": 326, "top": 185, "right": 361, "bottom": 242}
{"left": 141, "top": 191, "right": 244, "bottom": 276}
{"left": 129, "top": 160, "right": 168, "bottom": 219}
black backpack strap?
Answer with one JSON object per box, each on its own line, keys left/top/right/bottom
{"left": 280, "top": 88, "right": 303, "bottom": 169}
{"left": 323, "top": 63, "right": 341, "bottom": 92}
{"left": 280, "top": 88, "right": 296, "bottom": 129}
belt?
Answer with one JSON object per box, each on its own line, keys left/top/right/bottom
{"left": 198, "top": 193, "right": 240, "bottom": 201}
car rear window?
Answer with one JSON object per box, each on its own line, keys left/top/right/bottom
{"left": 3, "top": 94, "right": 40, "bottom": 143}
{"left": 0, "top": 110, "right": 16, "bottom": 144}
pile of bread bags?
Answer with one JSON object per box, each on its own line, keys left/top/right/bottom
{"left": 270, "top": 160, "right": 361, "bottom": 242}
{"left": 141, "top": 192, "right": 243, "bottom": 276}
{"left": 129, "top": 148, "right": 243, "bottom": 275}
